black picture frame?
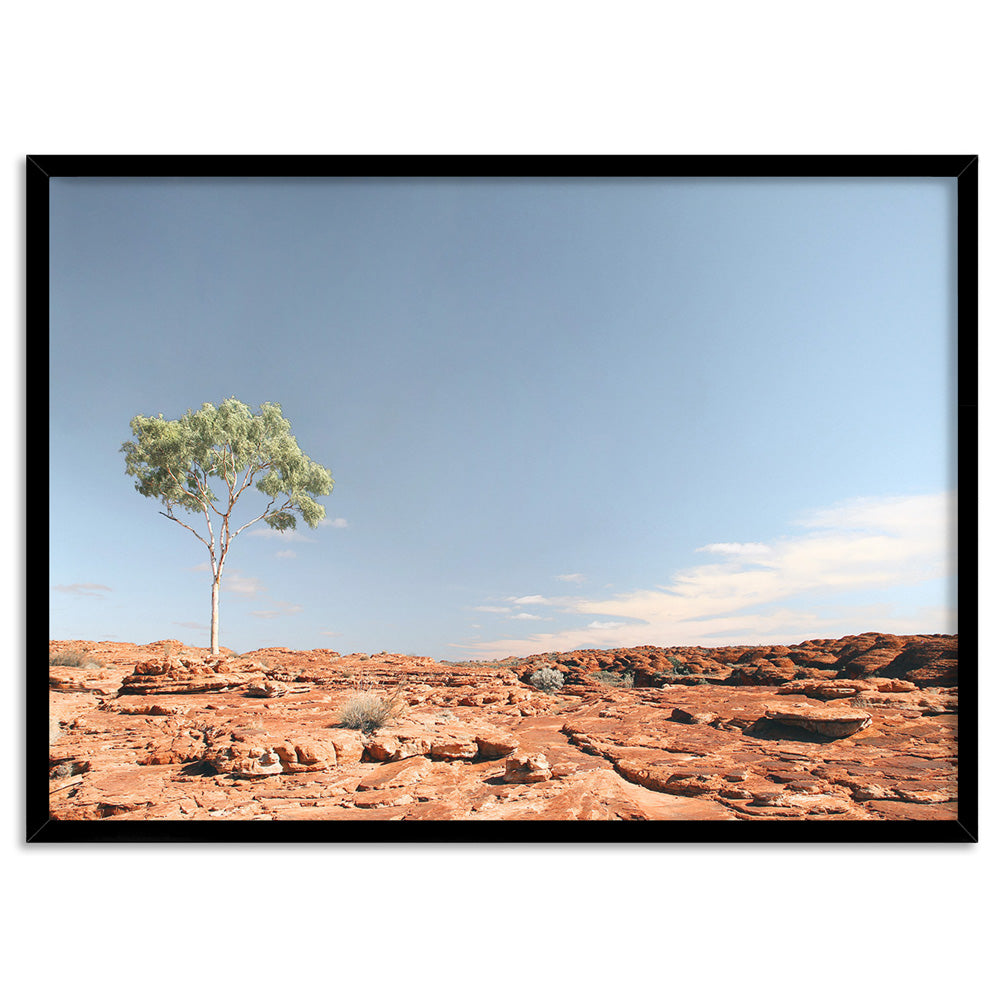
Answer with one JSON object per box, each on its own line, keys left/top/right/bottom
{"left": 30, "top": 154, "right": 978, "bottom": 844}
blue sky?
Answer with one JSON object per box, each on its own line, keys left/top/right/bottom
{"left": 49, "top": 176, "right": 957, "bottom": 659}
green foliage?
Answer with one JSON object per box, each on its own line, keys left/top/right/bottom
{"left": 336, "top": 690, "right": 402, "bottom": 733}
{"left": 593, "top": 669, "right": 634, "bottom": 688}
{"left": 122, "top": 398, "right": 333, "bottom": 532}
{"left": 527, "top": 666, "right": 564, "bottom": 692}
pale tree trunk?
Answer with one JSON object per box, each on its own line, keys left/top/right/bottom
{"left": 210, "top": 576, "right": 220, "bottom": 655}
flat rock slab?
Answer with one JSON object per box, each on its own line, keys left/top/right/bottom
{"left": 762, "top": 705, "right": 873, "bottom": 739}
{"left": 864, "top": 800, "right": 960, "bottom": 821}
{"left": 356, "top": 755, "right": 435, "bottom": 791}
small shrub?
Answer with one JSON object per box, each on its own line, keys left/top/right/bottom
{"left": 593, "top": 669, "right": 634, "bottom": 688}
{"left": 527, "top": 666, "right": 564, "bottom": 692}
{"left": 49, "top": 645, "right": 102, "bottom": 669}
{"left": 336, "top": 690, "right": 402, "bottom": 733}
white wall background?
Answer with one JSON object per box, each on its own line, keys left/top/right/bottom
{"left": 6, "top": 3, "right": 994, "bottom": 997}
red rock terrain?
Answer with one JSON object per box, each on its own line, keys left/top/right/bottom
{"left": 47, "top": 633, "right": 958, "bottom": 822}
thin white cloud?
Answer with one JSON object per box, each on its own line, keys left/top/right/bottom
{"left": 796, "top": 493, "right": 950, "bottom": 533}
{"left": 696, "top": 542, "right": 772, "bottom": 559}
{"left": 456, "top": 491, "right": 956, "bottom": 658}
{"left": 222, "top": 572, "right": 266, "bottom": 597}
{"left": 52, "top": 583, "right": 111, "bottom": 597}
{"left": 248, "top": 516, "right": 346, "bottom": 541}
{"left": 319, "top": 628, "right": 343, "bottom": 637}
{"left": 475, "top": 596, "right": 563, "bottom": 615}
{"left": 556, "top": 573, "right": 585, "bottom": 583}
{"left": 172, "top": 621, "right": 209, "bottom": 631}
{"left": 275, "top": 550, "right": 297, "bottom": 559}
{"left": 510, "top": 612, "right": 543, "bottom": 620}
{"left": 246, "top": 528, "right": 316, "bottom": 543}
{"left": 250, "top": 601, "right": 303, "bottom": 620}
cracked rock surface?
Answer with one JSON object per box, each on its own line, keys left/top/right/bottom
{"left": 47, "top": 634, "right": 958, "bottom": 822}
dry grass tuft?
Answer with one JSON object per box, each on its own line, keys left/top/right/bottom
{"left": 336, "top": 690, "right": 403, "bottom": 733}
{"left": 335, "top": 667, "right": 405, "bottom": 733}
{"left": 49, "top": 644, "right": 103, "bottom": 669}
{"left": 593, "top": 669, "right": 634, "bottom": 688}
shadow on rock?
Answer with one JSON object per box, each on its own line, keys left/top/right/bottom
{"left": 742, "top": 719, "right": 848, "bottom": 744}
{"left": 180, "top": 760, "right": 219, "bottom": 777}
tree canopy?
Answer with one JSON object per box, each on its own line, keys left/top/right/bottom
{"left": 121, "top": 398, "right": 334, "bottom": 651}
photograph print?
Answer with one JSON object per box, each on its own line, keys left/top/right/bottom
{"left": 34, "top": 155, "right": 976, "bottom": 842}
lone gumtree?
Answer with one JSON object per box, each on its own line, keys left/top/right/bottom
{"left": 121, "top": 398, "right": 334, "bottom": 654}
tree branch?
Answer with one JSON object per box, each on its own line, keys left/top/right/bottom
{"left": 162, "top": 465, "right": 219, "bottom": 561}
{"left": 230, "top": 496, "right": 294, "bottom": 541}
{"left": 159, "top": 510, "right": 211, "bottom": 550}
{"left": 238, "top": 450, "right": 258, "bottom": 493}
{"left": 212, "top": 444, "right": 233, "bottom": 520}
{"left": 164, "top": 465, "right": 206, "bottom": 507}
{"left": 198, "top": 466, "right": 224, "bottom": 519}
{"left": 200, "top": 488, "right": 217, "bottom": 560}
{"left": 233, "top": 456, "right": 270, "bottom": 506}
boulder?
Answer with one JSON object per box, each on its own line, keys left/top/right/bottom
{"left": 503, "top": 753, "right": 552, "bottom": 783}
{"left": 761, "top": 705, "right": 873, "bottom": 739}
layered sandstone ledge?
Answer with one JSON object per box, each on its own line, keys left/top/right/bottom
{"left": 47, "top": 633, "right": 958, "bottom": 822}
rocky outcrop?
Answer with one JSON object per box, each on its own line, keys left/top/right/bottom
{"left": 729, "top": 659, "right": 799, "bottom": 686}
{"left": 504, "top": 633, "right": 957, "bottom": 689}
{"left": 46, "top": 636, "right": 960, "bottom": 822}
{"left": 875, "top": 636, "right": 958, "bottom": 686}
{"left": 116, "top": 654, "right": 282, "bottom": 696}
